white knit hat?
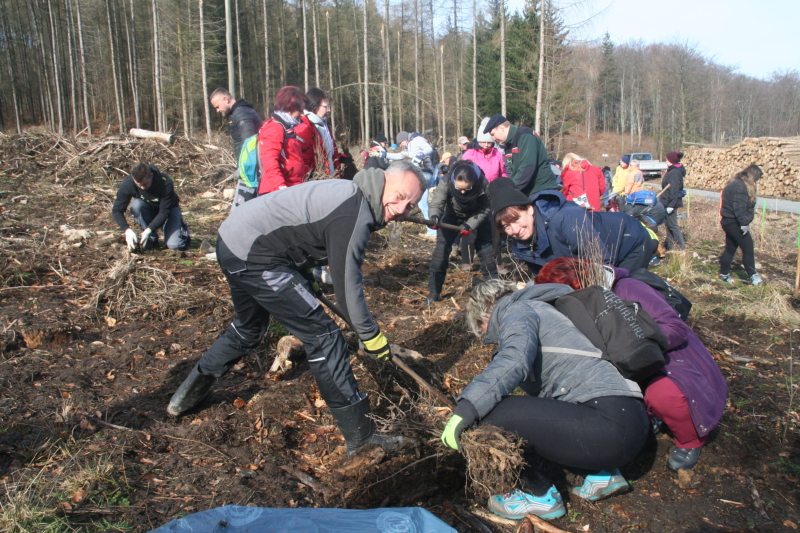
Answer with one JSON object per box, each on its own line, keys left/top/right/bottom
{"left": 476, "top": 117, "right": 493, "bottom": 143}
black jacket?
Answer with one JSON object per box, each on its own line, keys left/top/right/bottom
{"left": 720, "top": 178, "right": 755, "bottom": 226}
{"left": 112, "top": 165, "right": 180, "bottom": 231}
{"left": 660, "top": 165, "right": 685, "bottom": 209}
{"left": 228, "top": 99, "right": 263, "bottom": 157}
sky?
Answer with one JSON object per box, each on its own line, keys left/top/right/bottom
{"left": 504, "top": 0, "right": 800, "bottom": 80}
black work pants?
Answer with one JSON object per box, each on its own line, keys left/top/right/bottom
{"left": 428, "top": 216, "right": 498, "bottom": 296}
{"left": 481, "top": 395, "right": 648, "bottom": 494}
{"left": 664, "top": 209, "right": 686, "bottom": 250}
{"left": 719, "top": 219, "right": 756, "bottom": 277}
{"left": 195, "top": 239, "right": 359, "bottom": 409}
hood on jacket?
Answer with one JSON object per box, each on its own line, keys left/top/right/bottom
{"left": 229, "top": 98, "right": 255, "bottom": 116}
{"left": 484, "top": 283, "right": 574, "bottom": 344}
{"left": 526, "top": 189, "right": 568, "bottom": 252}
{"left": 353, "top": 168, "right": 388, "bottom": 227}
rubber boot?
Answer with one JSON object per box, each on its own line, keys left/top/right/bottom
{"left": 166, "top": 365, "right": 217, "bottom": 417}
{"left": 328, "top": 395, "right": 405, "bottom": 455}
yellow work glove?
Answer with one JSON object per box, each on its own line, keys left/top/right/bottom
{"left": 362, "top": 331, "right": 391, "bottom": 362}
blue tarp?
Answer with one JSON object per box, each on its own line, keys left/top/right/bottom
{"left": 149, "top": 505, "right": 458, "bottom": 533}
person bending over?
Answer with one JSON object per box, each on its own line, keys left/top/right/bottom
{"left": 441, "top": 279, "right": 648, "bottom": 520}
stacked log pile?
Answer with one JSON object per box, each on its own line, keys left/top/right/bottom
{"left": 684, "top": 137, "right": 800, "bottom": 199}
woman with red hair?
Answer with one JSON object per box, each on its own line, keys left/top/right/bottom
{"left": 536, "top": 257, "right": 727, "bottom": 471}
{"left": 257, "top": 86, "right": 312, "bottom": 195}
{"left": 559, "top": 153, "right": 606, "bottom": 211}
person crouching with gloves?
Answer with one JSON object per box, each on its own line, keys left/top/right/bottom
{"left": 425, "top": 161, "right": 499, "bottom": 305}
{"left": 112, "top": 162, "right": 190, "bottom": 251}
{"left": 441, "top": 279, "right": 648, "bottom": 520}
{"left": 167, "top": 161, "right": 426, "bottom": 456}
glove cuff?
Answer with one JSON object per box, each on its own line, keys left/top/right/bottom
{"left": 453, "top": 399, "right": 478, "bottom": 427}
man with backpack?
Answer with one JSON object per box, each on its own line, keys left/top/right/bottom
{"left": 484, "top": 114, "right": 558, "bottom": 196}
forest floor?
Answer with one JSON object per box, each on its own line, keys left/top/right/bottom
{"left": 1, "top": 133, "right": 800, "bottom": 532}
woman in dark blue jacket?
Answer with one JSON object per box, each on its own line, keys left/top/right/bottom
{"left": 486, "top": 178, "right": 657, "bottom": 275}
{"left": 660, "top": 151, "right": 686, "bottom": 250}
{"left": 719, "top": 165, "right": 763, "bottom": 285}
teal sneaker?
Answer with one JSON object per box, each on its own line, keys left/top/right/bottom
{"left": 488, "top": 486, "right": 566, "bottom": 520}
{"left": 571, "top": 469, "right": 630, "bottom": 501}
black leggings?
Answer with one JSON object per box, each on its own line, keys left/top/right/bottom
{"left": 480, "top": 395, "right": 648, "bottom": 494}
{"left": 719, "top": 220, "right": 756, "bottom": 277}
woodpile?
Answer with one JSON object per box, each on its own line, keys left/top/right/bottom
{"left": 684, "top": 137, "right": 800, "bottom": 199}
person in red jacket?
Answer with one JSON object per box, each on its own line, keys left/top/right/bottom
{"left": 257, "top": 86, "right": 312, "bottom": 195}
{"left": 560, "top": 153, "right": 606, "bottom": 211}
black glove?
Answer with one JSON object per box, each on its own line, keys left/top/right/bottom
{"left": 459, "top": 224, "right": 471, "bottom": 236}
{"left": 427, "top": 215, "right": 440, "bottom": 230}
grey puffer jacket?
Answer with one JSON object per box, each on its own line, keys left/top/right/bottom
{"left": 458, "top": 284, "right": 642, "bottom": 419}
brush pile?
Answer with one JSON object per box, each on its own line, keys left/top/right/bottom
{"left": 684, "top": 137, "right": 800, "bottom": 199}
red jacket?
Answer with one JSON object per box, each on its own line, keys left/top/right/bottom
{"left": 561, "top": 159, "right": 606, "bottom": 211}
{"left": 257, "top": 115, "right": 310, "bottom": 195}
{"left": 300, "top": 114, "right": 342, "bottom": 177}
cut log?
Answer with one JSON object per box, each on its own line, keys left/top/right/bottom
{"left": 129, "top": 128, "right": 175, "bottom": 145}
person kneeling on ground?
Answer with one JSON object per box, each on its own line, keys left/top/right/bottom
{"left": 488, "top": 177, "right": 658, "bottom": 276}
{"left": 112, "top": 162, "right": 190, "bottom": 251}
{"left": 441, "top": 279, "right": 648, "bottom": 520}
{"left": 536, "top": 258, "right": 727, "bottom": 471}
{"left": 425, "top": 161, "right": 499, "bottom": 305}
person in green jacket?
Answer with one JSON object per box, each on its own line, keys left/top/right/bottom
{"left": 484, "top": 114, "right": 558, "bottom": 196}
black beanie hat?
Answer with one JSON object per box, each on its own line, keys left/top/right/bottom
{"left": 487, "top": 177, "right": 531, "bottom": 214}
{"left": 375, "top": 133, "right": 388, "bottom": 144}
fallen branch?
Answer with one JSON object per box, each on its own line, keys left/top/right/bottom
{"left": 517, "top": 514, "right": 570, "bottom": 533}
{"left": 129, "top": 128, "right": 174, "bottom": 145}
{"left": 450, "top": 503, "right": 492, "bottom": 533}
{"left": 470, "top": 508, "right": 518, "bottom": 528}
{"left": 279, "top": 465, "right": 331, "bottom": 499}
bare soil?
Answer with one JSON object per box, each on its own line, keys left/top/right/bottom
{"left": 1, "top": 133, "right": 800, "bottom": 532}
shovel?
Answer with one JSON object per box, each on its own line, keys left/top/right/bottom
{"left": 317, "top": 294, "right": 455, "bottom": 409}
{"left": 402, "top": 215, "right": 463, "bottom": 233}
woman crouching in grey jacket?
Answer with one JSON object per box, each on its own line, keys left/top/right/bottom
{"left": 440, "top": 280, "right": 648, "bottom": 521}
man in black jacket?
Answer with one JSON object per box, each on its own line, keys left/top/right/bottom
{"left": 167, "top": 161, "right": 426, "bottom": 455}
{"left": 210, "top": 88, "right": 263, "bottom": 158}
{"left": 112, "top": 163, "right": 190, "bottom": 251}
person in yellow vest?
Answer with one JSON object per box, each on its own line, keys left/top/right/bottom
{"left": 611, "top": 155, "right": 630, "bottom": 195}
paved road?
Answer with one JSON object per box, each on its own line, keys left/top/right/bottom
{"left": 686, "top": 189, "right": 800, "bottom": 215}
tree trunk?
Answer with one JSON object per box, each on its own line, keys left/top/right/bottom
{"left": 199, "top": 0, "right": 212, "bottom": 141}
{"left": 29, "top": 1, "right": 54, "bottom": 129}
{"left": 440, "top": 44, "right": 446, "bottom": 143}
{"left": 413, "top": 0, "right": 420, "bottom": 131}
{"left": 534, "top": 0, "right": 544, "bottom": 133}
{"left": 107, "top": 0, "right": 124, "bottom": 133}
{"left": 500, "top": 0, "right": 506, "bottom": 117}
{"left": 302, "top": 0, "right": 309, "bottom": 91}
{"left": 472, "top": 0, "right": 477, "bottom": 136}
{"left": 65, "top": 0, "right": 78, "bottom": 135}
{"left": 453, "top": 0, "right": 461, "bottom": 137}
{"left": 429, "top": 0, "right": 440, "bottom": 142}
{"left": 354, "top": 0, "right": 364, "bottom": 140}
{"left": 152, "top": 0, "right": 164, "bottom": 131}
{"left": 325, "top": 11, "right": 334, "bottom": 133}
{"left": 0, "top": 2, "right": 21, "bottom": 133}
{"left": 225, "top": 0, "right": 235, "bottom": 96}
{"left": 178, "top": 17, "right": 189, "bottom": 137}
{"left": 397, "top": 29, "right": 402, "bottom": 132}
{"left": 262, "top": 0, "right": 271, "bottom": 106}
{"left": 278, "top": 2, "right": 286, "bottom": 86}
{"left": 363, "top": 0, "right": 369, "bottom": 143}
{"left": 124, "top": 0, "right": 141, "bottom": 129}
{"left": 236, "top": 0, "right": 243, "bottom": 97}
{"left": 385, "top": 0, "right": 393, "bottom": 138}
{"left": 381, "top": 23, "right": 388, "bottom": 138}
{"left": 74, "top": 0, "right": 91, "bottom": 134}
{"left": 130, "top": 128, "right": 175, "bottom": 144}
{"left": 311, "top": 0, "right": 319, "bottom": 88}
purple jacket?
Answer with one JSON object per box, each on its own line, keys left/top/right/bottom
{"left": 612, "top": 268, "right": 727, "bottom": 437}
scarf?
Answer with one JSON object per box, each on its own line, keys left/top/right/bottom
{"left": 273, "top": 110, "right": 300, "bottom": 127}
{"left": 305, "top": 111, "right": 334, "bottom": 174}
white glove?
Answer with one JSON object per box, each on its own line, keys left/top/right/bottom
{"left": 741, "top": 225, "right": 749, "bottom": 235}
{"left": 140, "top": 228, "right": 153, "bottom": 245}
{"left": 666, "top": 207, "right": 674, "bottom": 214}
{"left": 125, "top": 228, "right": 138, "bottom": 250}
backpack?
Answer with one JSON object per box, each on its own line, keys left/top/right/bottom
{"left": 626, "top": 190, "right": 657, "bottom": 206}
{"left": 237, "top": 134, "right": 261, "bottom": 188}
{"left": 554, "top": 285, "right": 669, "bottom": 382}
{"left": 429, "top": 147, "right": 441, "bottom": 167}
{"left": 627, "top": 268, "right": 692, "bottom": 320}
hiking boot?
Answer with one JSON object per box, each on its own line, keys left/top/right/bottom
{"left": 571, "top": 469, "right": 630, "bottom": 501}
{"left": 750, "top": 273, "right": 763, "bottom": 286}
{"left": 718, "top": 273, "right": 734, "bottom": 284}
{"left": 488, "top": 486, "right": 566, "bottom": 520}
{"left": 649, "top": 256, "right": 661, "bottom": 267}
{"left": 668, "top": 445, "right": 702, "bottom": 471}
{"left": 649, "top": 415, "right": 664, "bottom": 436}
{"left": 167, "top": 365, "right": 217, "bottom": 416}
{"left": 328, "top": 395, "right": 408, "bottom": 456}
{"left": 426, "top": 293, "right": 440, "bottom": 306}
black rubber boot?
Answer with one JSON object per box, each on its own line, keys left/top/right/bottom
{"left": 328, "top": 395, "right": 406, "bottom": 455}
{"left": 166, "top": 365, "right": 217, "bottom": 417}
